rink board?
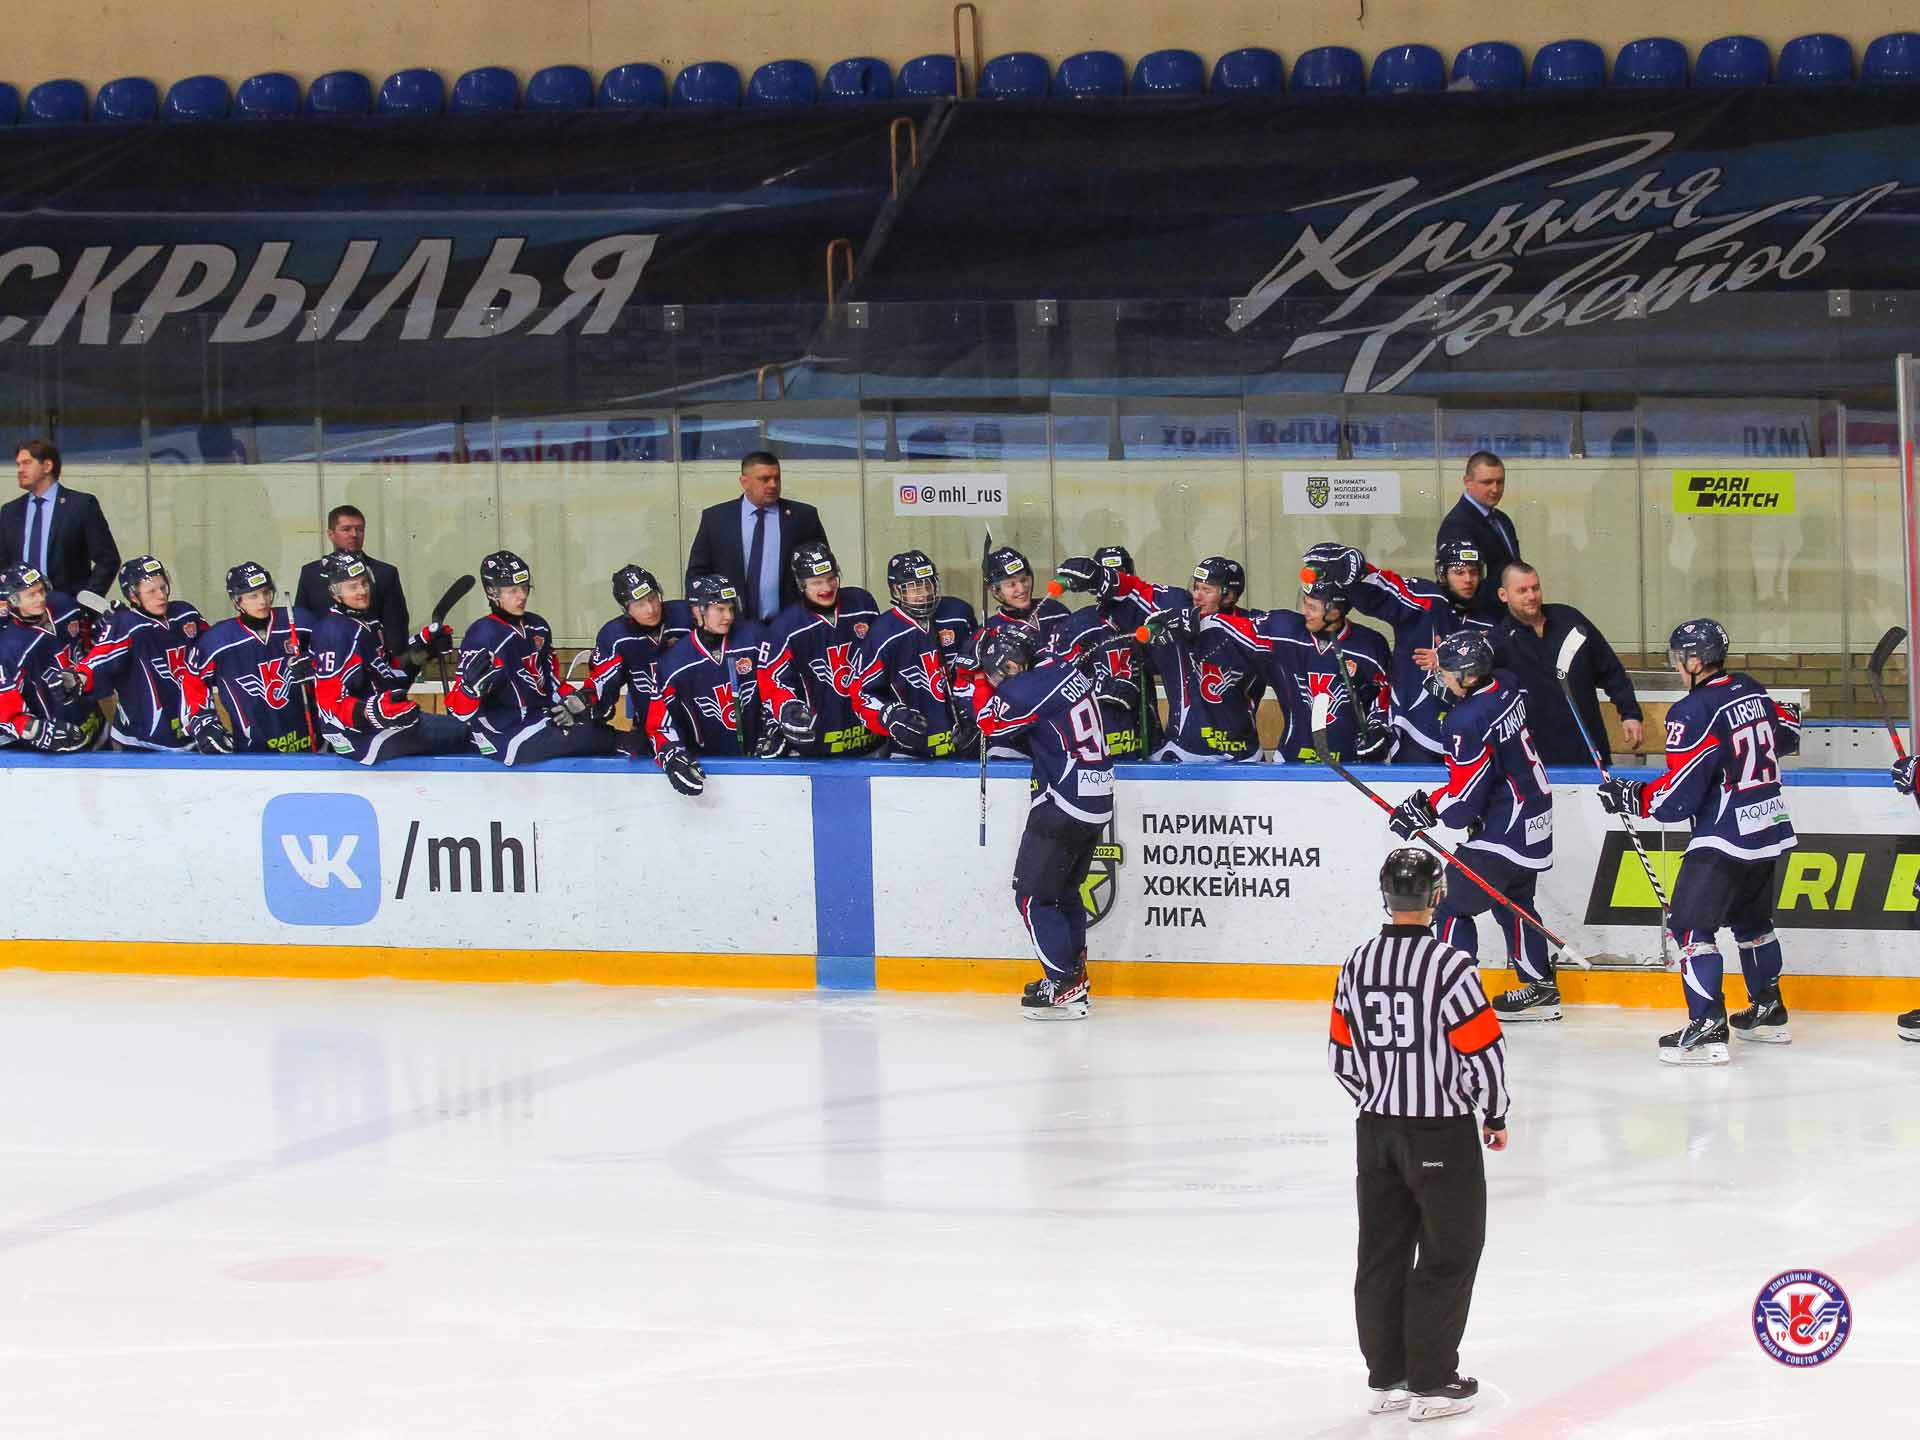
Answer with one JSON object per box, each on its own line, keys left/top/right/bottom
{"left": 4, "top": 755, "right": 1919, "bottom": 1009}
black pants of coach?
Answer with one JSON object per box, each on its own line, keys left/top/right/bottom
{"left": 1353, "top": 1112, "right": 1486, "bottom": 1393}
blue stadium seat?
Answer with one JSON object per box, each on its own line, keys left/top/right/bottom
{"left": 1779, "top": 33, "right": 1854, "bottom": 85}
{"left": 1290, "top": 47, "right": 1364, "bottom": 96}
{"left": 95, "top": 77, "right": 158, "bottom": 123}
{"left": 306, "top": 71, "right": 372, "bottom": 116}
{"left": 1370, "top": 44, "right": 1445, "bottom": 94}
{"left": 378, "top": 69, "right": 445, "bottom": 115}
{"left": 596, "top": 63, "right": 666, "bottom": 108}
{"left": 1862, "top": 32, "right": 1920, "bottom": 84}
{"left": 163, "top": 75, "right": 230, "bottom": 120}
{"left": 672, "top": 61, "right": 742, "bottom": 108}
{"left": 1529, "top": 39, "right": 1606, "bottom": 89}
{"left": 1613, "top": 37, "right": 1689, "bottom": 88}
{"left": 823, "top": 57, "right": 892, "bottom": 101}
{"left": 747, "top": 59, "right": 817, "bottom": 107}
{"left": 1057, "top": 50, "right": 1126, "bottom": 98}
{"left": 1211, "top": 47, "right": 1282, "bottom": 94}
{"left": 1696, "top": 36, "right": 1771, "bottom": 87}
{"left": 24, "top": 79, "right": 87, "bottom": 124}
{"left": 450, "top": 66, "right": 518, "bottom": 113}
{"left": 234, "top": 72, "right": 300, "bottom": 118}
{"left": 979, "top": 52, "right": 1051, "bottom": 100}
{"left": 1134, "top": 48, "right": 1205, "bottom": 95}
{"left": 525, "top": 64, "right": 591, "bottom": 111}
{"left": 898, "top": 53, "right": 958, "bottom": 97}
{"left": 0, "top": 84, "right": 18, "bottom": 126}
{"left": 1451, "top": 41, "right": 1524, "bottom": 90}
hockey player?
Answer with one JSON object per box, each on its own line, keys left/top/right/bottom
{"left": 182, "top": 562, "right": 319, "bottom": 755}
{"left": 645, "top": 573, "right": 767, "bottom": 797}
{"left": 979, "top": 545, "right": 1075, "bottom": 645}
{"left": 756, "top": 541, "right": 884, "bottom": 758}
{"left": 1889, "top": 756, "right": 1920, "bottom": 1041}
{"left": 66, "top": 556, "right": 206, "bottom": 751}
{"left": 1599, "top": 620, "right": 1802, "bottom": 1065}
{"left": 1202, "top": 566, "right": 1393, "bottom": 764}
{"left": 312, "top": 550, "right": 465, "bottom": 764}
{"left": 971, "top": 624, "right": 1114, "bottom": 1019}
{"left": 1309, "top": 540, "right": 1494, "bottom": 764}
{"left": 447, "top": 550, "right": 629, "bottom": 766}
{"left": 848, "top": 550, "right": 980, "bottom": 759}
{"left": 0, "top": 564, "right": 101, "bottom": 752}
{"left": 1055, "top": 552, "right": 1265, "bottom": 762}
{"left": 587, "top": 565, "right": 693, "bottom": 754}
{"left": 1051, "top": 545, "right": 1162, "bottom": 759}
{"left": 1387, "top": 631, "right": 1560, "bottom": 1021}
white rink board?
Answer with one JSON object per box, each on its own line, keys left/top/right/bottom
{"left": 872, "top": 773, "right": 1920, "bottom": 975}
{"left": 6, "top": 766, "right": 816, "bottom": 952}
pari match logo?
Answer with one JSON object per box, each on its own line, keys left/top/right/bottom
{"left": 1753, "top": 1269, "right": 1851, "bottom": 1367}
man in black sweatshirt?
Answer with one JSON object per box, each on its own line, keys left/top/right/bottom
{"left": 1492, "top": 562, "right": 1643, "bottom": 767}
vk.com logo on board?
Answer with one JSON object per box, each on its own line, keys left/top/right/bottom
{"left": 261, "top": 793, "right": 382, "bottom": 926}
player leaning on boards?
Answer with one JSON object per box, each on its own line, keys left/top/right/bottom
{"left": 0, "top": 563, "right": 101, "bottom": 752}
{"left": 181, "top": 563, "right": 319, "bottom": 755}
{"left": 1599, "top": 621, "right": 1801, "bottom": 1065}
{"left": 1387, "top": 631, "right": 1563, "bottom": 1022}
{"left": 969, "top": 624, "right": 1114, "bottom": 1019}
{"left": 1330, "top": 847, "right": 1508, "bottom": 1424}
{"left": 312, "top": 551, "right": 465, "bottom": 765}
{"left": 755, "top": 541, "right": 884, "bottom": 759}
{"left": 645, "top": 574, "right": 766, "bottom": 796}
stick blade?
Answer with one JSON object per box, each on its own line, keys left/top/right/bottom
{"left": 75, "top": 589, "right": 111, "bottom": 617}
{"left": 1869, "top": 625, "right": 1908, "bottom": 678}
{"left": 1558, "top": 942, "right": 1593, "bottom": 971}
{"left": 431, "top": 573, "right": 477, "bottom": 627}
{"left": 1554, "top": 627, "right": 1587, "bottom": 679}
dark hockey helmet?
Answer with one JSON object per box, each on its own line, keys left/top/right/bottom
{"left": 611, "top": 564, "right": 660, "bottom": 608}
{"left": 480, "top": 550, "right": 532, "bottom": 601}
{"left": 1299, "top": 562, "right": 1351, "bottom": 609}
{"left": 319, "top": 549, "right": 370, "bottom": 595}
{"left": 0, "top": 562, "right": 46, "bottom": 601}
{"left": 1668, "top": 618, "right": 1730, "bottom": 671}
{"left": 1092, "top": 544, "right": 1135, "bottom": 576}
{"left": 1424, "top": 629, "right": 1495, "bottom": 703}
{"left": 226, "top": 561, "right": 274, "bottom": 603}
{"left": 790, "top": 540, "right": 839, "bottom": 585}
{"left": 118, "top": 554, "right": 170, "bottom": 604}
{"left": 887, "top": 549, "right": 940, "bottom": 619}
{"left": 976, "top": 623, "right": 1039, "bottom": 684}
{"left": 1379, "top": 846, "right": 1446, "bottom": 913}
{"left": 687, "top": 573, "right": 741, "bottom": 612}
{"left": 1434, "top": 538, "right": 1484, "bottom": 579}
{"left": 1191, "top": 555, "right": 1246, "bottom": 606}
{"left": 983, "top": 545, "right": 1032, "bottom": 588}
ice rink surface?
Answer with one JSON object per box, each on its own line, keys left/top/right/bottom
{"left": 0, "top": 972, "right": 1913, "bottom": 1439}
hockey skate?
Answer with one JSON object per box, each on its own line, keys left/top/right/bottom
{"left": 1365, "top": 1380, "right": 1410, "bottom": 1414}
{"left": 1407, "top": 1375, "right": 1477, "bottom": 1422}
{"left": 1900, "top": 1008, "right": 1920, "bottom": 1042}
{"left": 1728, "top": 990, "right": 1791, "bottom": 1044}
{"left": 1657, "top": 1013, "right": 1730, "bottom": 1066}
{"left": 1021, "top": 970, "right": 1089, "bottom": 1020}
{"left": 1491, "top": 980, "right": 1561, "bottom": 1023}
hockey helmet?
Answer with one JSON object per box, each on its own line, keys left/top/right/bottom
{"left": 1092, "top": 544, "right": 1135, "bottom": 577}
{"left": 118, "top": 555, "right": 170, "bottom": 605}
{"left": 1, "top": 562, "right": 46, "bottom": 602}
{"left": 976, "top": 624, "right": 1039, "bottom": 684}
{"left": 688, "top": 573, "right": 741, "bottom": 614}
{"left": 1191, "top": 556, "right": 1246, "bottom": 607}
{"left": 1424, "top": 629, "right": 1495, "bottom": 703}
{"left": 480, "top": 550, "right": 532, "bottom": 600}
{"left": 887, "top": 549, "right": 940, "bottom": 620}
{"left": 790, "top": 540, "right": 839, "bottom": 585}
{"left": 1379, "top": 847, "right": 1446, "bottom": 913}
{"left": 226, "top": 561, "right": 274, "bottom": 603}
{"left": 1668, "top": 618, "right": 1730, "bottom": 672}
{"left": 611, "top": 564, "right": 660, "bottom": 608}
{"left": 1434, "top": 538, "right": 1484, "bottom": 578}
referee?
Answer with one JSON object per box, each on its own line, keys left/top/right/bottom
{"left": 1328, "top": 848, "right": 1511, "bottom": 1423}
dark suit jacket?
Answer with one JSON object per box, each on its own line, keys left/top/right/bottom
{"left": 684, "top": 496, "right": 829, "bottom": 617}
{"left": 0, "top": 485, "right": 120, "bottom": 597}
{"left": 1436, "top": 495, "right": 1522, "bottom": 621}
{"left": 296, "top": 553, "right": 410, "bottom": 649}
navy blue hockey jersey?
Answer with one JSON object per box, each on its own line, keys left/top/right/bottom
{"left": 448, "top": 611, "right": 587, "bottom": 760}
{"left": 0, "top": 595, "right": 99, "bottom": 743}
{"left": 756, "top": 587, "right": 883, "bottom": 757}
{"left": 1205, "top": 610, "right": 1392, "bottom": 763}
{"left": 1350, "top": 564, "right": 1494, "bottom": 757}
{"left": 187, "top": 608, "right": 319, "bottom": 754}
{"left": 1634, "top": 672, "right": 1800, "bottom": 861}
{"left": 849, "top": 598, "right": 980, "bottom": 758}
{"left": 976, "top": 658, "right": 1115, "bottom": 825}
{"left": 1430, "top": 671, "right": 1554, "bottom": 871}
{"left": 1054, "top": 603, "right": 1160, "bottom": 759}
{"left": 74, "top": 601, "right": 207, "bottom": 750}
{"left": 313, "top": 608, "right": 423, "bottom": 764}
{"left": 1106, "top": 572, "right": 1263, "bottom": 761}
{"left": 588, "top": 600, "right": 694, "bottom": 736}
{"left": 646, "top": 629, "right": 765, "bottom": 756}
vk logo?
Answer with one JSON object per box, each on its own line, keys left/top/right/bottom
{"left": 261, "top": 793, "right": 382, "bottom": 926}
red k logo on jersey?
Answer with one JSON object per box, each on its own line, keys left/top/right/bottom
{"left": 825, "top": 642, "right": 854, "bottom": 696}
{"left": 1106, "top": 646, "right": 1135, "bottom": 681}
{"left": 1198, "top": 661, "right": 1234, "bottom": 704}
{"left": 913, "top": 650, "right": 949, "bottom": 701}
{"left": 712, "top": 682, "right": 738, "bottom": 730}
{"left": 258, "top": 657, "right": 292, "bottom": 710}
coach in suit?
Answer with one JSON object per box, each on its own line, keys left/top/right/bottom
{"left": 684, "top": 451, "right": 830, "bottom": 623}
{"left": 1436, "top": 451, "right": 1519, "bottom": 621}
{"left": 1, "top": 439, "right": 120, "bottom": 597}
{"left": 295, "top": 504, "right": 411, "bottom": 643}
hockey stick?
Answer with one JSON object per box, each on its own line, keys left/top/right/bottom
{"left": 1311, "top": 692, "right": 1590, "bottom": 967}
{"left": 1555, "top": 629, "right": 1669, "bottom": 966}
{"left": 75, "top": 589, "right": 112, "bottom": 619}
{"left": 978, "top": 529, "right": 991, "bottom": 847}
{"left": 427, "top": 574, "right": 476, "bottom": 712}
{"left": 279, "top": 591, "right": 320, "bottom": 754}
{"left": 1866, "top": 625, "right": 1908, "bottom": 760}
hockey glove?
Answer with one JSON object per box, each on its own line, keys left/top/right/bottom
{"left": 281, "top": 649, "right": 314, "bottom": 688}
{"left": 189, "top": 709, "right": 233, "bottom": 755}
{"left": 949, "top": 703, "right": 981, "bottom": 757}
{"left": 1053, "top": 556, "right": 1112, "bottom": 598}
{"left": 658, "top": 744, "right": 705, "bottom": 797}
{"left": 50, "top": 664, "right": 87, "bottom": 698}
{"left": 459, "top": 649, "right": 505, "bottom": 702}
{"left": 1302, "top": 542, "right": 1366, "bottom": 589}
{"left": 753, "top": 723, "right": 789, "bottom": 759}
{"left": 405, "top": 623, "right": 455, "bottom": 672}
{"left": 20, "top": 715, "right": 85, "bottom": 753}
{"left": 1139, "top": 608, "right": 1191, "bottom": 644}
{"left": 547, "top": 692, "right": 590, "bottom": 730}
{"left": 1894, "top": 755, "right": 1918, "bottom": 796}
{"left": 1093, "top": 671, "right": 1140, "bottom": 714}
{"left": 1356, "top": 703, "right": 1392, "bottom": 761}
{"left": 1597, "top": 775, "right": 1645, "bottom": 816}
{"left": 776, "top": 699, "right": 817, "bottom": 745}
{"left": 1388, "top": 790, "right": 1439, "bottom": 840}
{"left": 879, "top": 701, "right": 929, "bottom": 749}
{"left": 363, "top": 693, "right": 422, "bottom": 731}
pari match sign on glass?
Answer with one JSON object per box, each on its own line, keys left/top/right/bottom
{"left": 1282, "top": 471, "right": 1402, "bottom": 516}
{"left": 1672, "top": 468, "right": 1797, "bottom": 515}
{"left": 893, "top": 474, "right": 1009, "bottom": 517}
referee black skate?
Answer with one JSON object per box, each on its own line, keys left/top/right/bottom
{"left": 1329, "top": 848, "right": 1511, "bottom": 1423}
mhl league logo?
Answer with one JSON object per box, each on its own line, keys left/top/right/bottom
{"left": 1753, "top": 1269, "right": 1851, "bottom": 1367}
{"left": 1306, "top": 475, "right": 1331, "bottom": 510}
{"left": 1080, "top": 817, "right": 1124, "bottom": 928}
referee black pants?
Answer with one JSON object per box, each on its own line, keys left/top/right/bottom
{"left": 1354, "top": 1112, "right": 1486, "bottom": 1393}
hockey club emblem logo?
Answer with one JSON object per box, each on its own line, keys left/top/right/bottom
{"left": 810, "top": 643, "right": 856, "bottom": 697}
{"left": 534, "top": 634, "right": 546, "bottom": 651}
{"left": 1079, "top": 816, "right": 1125, "bottom": 929}
{"left": 1197, "top": 661, "right": 1234, "bottom": 704}
{"left": 66, "top": 619, "right": 81, "bottom": 638}
{"left": 241, "top": 658, "right": 295, "bottom": 710}
{"left": 1753, "top": 1270, "right": 1851, "bottom": 1367}
{"left": 1106, "top": 645, "right": 1135, "bottom": 681}
{"left": 902, "top": 651, "right": 949, "bottom": 701}
{"left": 182, "top": 622, "right": 198, "bottom": 639}
{"left": 938, "top": 628, "right": 957, "bottom": 649}
{"left": 1306, "top": 475, "right": 1331, "bottom": 509}
{"left": 734, "top": 656, "right": 753, "bottom": 676}
{"left": 853, "top": 622, "right": 869, "bottom": 639}
{"left": 694, "top": 683, "right": 738, "bottom": 731}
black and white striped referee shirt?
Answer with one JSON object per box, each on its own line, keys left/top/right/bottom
{"left": 1328, "top": 924, "right": 1510, "bottom": 1124}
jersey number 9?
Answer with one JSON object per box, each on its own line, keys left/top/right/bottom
{"left": 1067, "top": 696, "right": 1108, "bottom": 763}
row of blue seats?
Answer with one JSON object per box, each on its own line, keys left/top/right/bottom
{"left": 3, "top": 31, "right": 1918, "bottom": 123}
